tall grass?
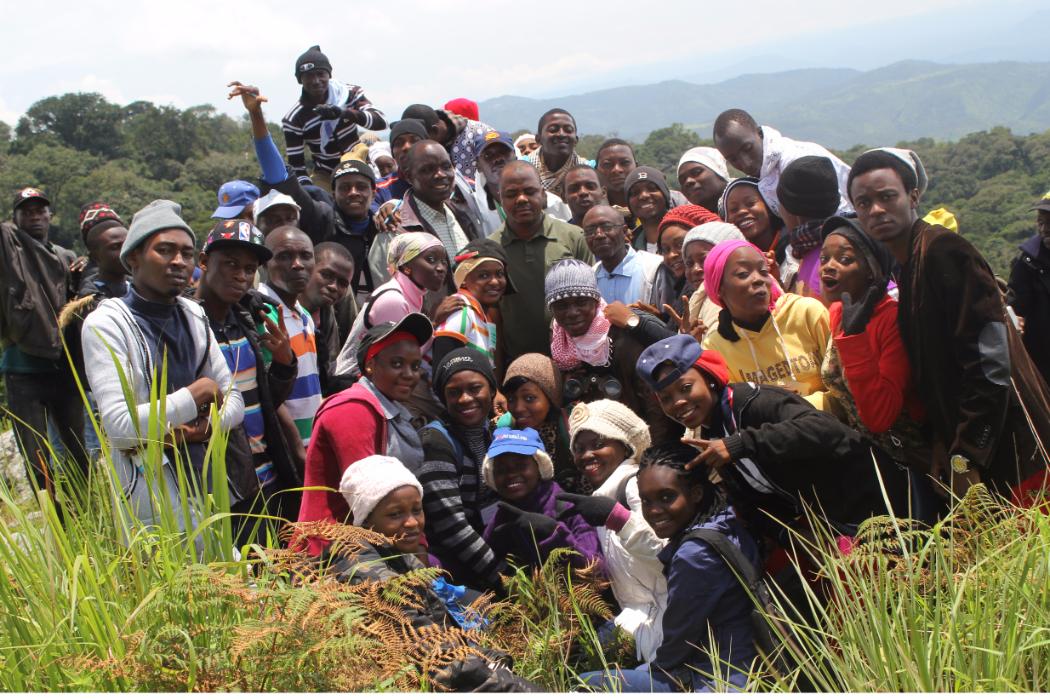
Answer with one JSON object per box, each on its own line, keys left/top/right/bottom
{"left": 746, "top": 485, "right": 1050, "bottom": 692}
{"left": 0, "top": 351, "right": 1047, "bottom": 690}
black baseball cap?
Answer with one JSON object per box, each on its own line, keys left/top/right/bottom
{"left": 356, "top": 312, "right": 434, "bottom": 370}
{"left": 13, "top": 187, "right": 50, "bottom": 213}
{"left": 331, "top": 158, "right": 377, "bottom": 186}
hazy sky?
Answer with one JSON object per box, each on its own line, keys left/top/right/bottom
{"left": 1, "top": 0, "right": 1044, "bottom": 128}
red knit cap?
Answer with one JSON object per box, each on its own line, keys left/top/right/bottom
{"left": 444, "top": 97, "right": 479, "bottom": 122}
{"left": 658, "top": 204, "right": 720, "bottom": 234}
{"left": 694, "top": 349, "right": 731, "bottom": 389}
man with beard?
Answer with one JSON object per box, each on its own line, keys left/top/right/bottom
{"left": 472, "top": 129, "right": 571, "bottom": 236}
{"left": 300, "top": 242, "right": 355, "bottom": 395}
{"left": 563, "top": 165, "right": 607, "bottom": 226}
{"left": 282, "top": 46, "right": 386, "bottom": 184}
{"left": 194, "top": 219, "right": 300, "bottom": 519}
{"left": 526, "top": 108, "right": 590, "bottom": 195}
{"left": 489, "top": 161, "right": 592, "bottom": 358}
{"left": 713, "top": 108, "right": 850, "bottom": 218}
{"left": 259, "top": 225, "right": 322, "bottom": 459}
{"left": 625, "top": 166, "right": 672, "bottom": 254}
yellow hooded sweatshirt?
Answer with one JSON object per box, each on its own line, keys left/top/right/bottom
{"left": 702, "top": 293, "right": 831, "bottom": 409}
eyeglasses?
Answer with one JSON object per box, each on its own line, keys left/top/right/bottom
{"left": 583, "top": 222, "right": 625, "bottom": 239}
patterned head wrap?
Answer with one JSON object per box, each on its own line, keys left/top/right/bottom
{"left": 386, "top": 231, "right": 445, "bottom": 275}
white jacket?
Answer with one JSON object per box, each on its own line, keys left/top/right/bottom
{"left": 758, "top": 125, "right": 853, "bottom": 218}
{"left": 81, "top": 295, "right": 244, "bottom": 529}
{"left": 595, "top": 460, "right": 668, "bottom": 662}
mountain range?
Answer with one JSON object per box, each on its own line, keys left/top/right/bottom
{"left": 477, "top": 60, "right": 1050, "bottom": 148}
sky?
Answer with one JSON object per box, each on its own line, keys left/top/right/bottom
{"left": 1, "top": 0, "right": 1045, "bottom": 128}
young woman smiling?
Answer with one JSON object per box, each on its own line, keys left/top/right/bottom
{"left": 297, "top": 314, "right": 432, "bottom": 555}
{"left": 560, "top": 400, "right": 668, "bottom": 663}
{"left": 432, "top": 238, "right": 513, "bottom": 371}
{"left": 634, "top": 334, "right": 909, "bottom": 543}
{"left": 415, "top": 348, "right": 504, "bottom": 591}
{"left": 580, "top": 443, "right": 758, "bottom": 692}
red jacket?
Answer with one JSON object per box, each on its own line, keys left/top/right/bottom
{"left": 830, "top": 295, "right": 924, "bottom": 434}
{"left": 297, "top": 381, "right": 387, "bottom": 554}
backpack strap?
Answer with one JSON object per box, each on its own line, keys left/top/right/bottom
{"left": 423, "top": 419, "right": 465, "bottom": 466}
{"left": 362, "top": 287, "right": 398, "bottom": 330}
{"left": 681, "top": 528, "right": 764, "bottom": 596}
{"left": 615, "top": 475, "right": 631, "bottom": 509}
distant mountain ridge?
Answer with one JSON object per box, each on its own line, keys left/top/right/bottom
{"left": 477, "top": 60, "right": 1050, "bottom": 148}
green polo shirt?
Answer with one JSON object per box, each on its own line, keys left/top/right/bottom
{"left": 490, "top": 215, "right": 593, "bottom": 360}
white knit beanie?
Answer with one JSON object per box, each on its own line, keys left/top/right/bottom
{"left": 682, "top": 221, "right": 746, "bottom": 254}
{"left": 678, "top": 147, "right": 730, "bottom": 183}
{"left": 338, "top": 455, "right": 423, "bottom": 526}
{"left": 568, "top": 399, "right": 651, "bottom": 460}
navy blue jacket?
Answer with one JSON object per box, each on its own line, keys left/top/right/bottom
{"left": 653, "top": 507, "right": 759, "bottom": 685}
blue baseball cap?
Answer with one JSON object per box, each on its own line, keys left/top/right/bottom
{"left": 636, "top": 334, "right": 730, "bottom": 391}
{"left": 212, "top": 180, "right": 261, "bottom": 219}
{"left": 482, "top": 427, "right": 554, "bottom": 488}
{"left": 487, "top": 427, "right": 544, "bottom": 458}
{"left": 474, "top": 129, "right": 515, "bottom": 157}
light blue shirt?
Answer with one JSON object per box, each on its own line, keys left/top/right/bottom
{"left": 595, "top": 247, "right": 649, "bottom": 306}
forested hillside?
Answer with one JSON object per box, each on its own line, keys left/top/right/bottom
{"left": 2, "top": 93, "right": 1048, "bottom": 274}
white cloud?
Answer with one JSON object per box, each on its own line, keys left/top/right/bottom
{"left": 0, "top": 0, "right": 1034, "bottom": 128}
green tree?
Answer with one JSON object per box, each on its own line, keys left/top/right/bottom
{"left": 14, "top": 93, "right": 124, "bottom": 158}
{"left": 635, "top": 123, "right": 704, "bottom": 186}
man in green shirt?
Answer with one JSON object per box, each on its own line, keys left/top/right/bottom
{"left": 489, "top": 161, "right": 593, "bottom": 360}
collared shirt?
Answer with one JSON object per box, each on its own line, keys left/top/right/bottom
{"left": 593, "top": 247, "right": 659, "bottom": 306}
{"left": 490, "top": 215, "right": 593, "bottom": 358}
{"left": 360, "top": 376, "right": 424, "bottom": 471}
{"left": 415, "top": 197, "right": 469, "bottom": 258}
{"left": 258, "top": 283, "right": 321, "bottom": 448}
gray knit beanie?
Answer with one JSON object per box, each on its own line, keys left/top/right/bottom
{"left": 121, "top": 199, "right": 196, "bottom": 271}
{"left": 682, "top": 221, "right": 746, "bottom": 254}
{"left": 544, "top": 259, "right": 600, "bottom": 307}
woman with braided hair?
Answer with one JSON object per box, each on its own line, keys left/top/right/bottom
{"left": 579, "top": 442, "right": 758, "bottom": 692}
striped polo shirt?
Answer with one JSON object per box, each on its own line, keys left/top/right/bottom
{"left": 258, "top": 283, "right": 322, "bottom": 447}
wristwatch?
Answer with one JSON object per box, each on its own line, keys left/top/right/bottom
{"left": 626, "top": 314, "right": 640, "bottom": 329}
{"left": 950, "top": 454, "right": 971, "bottom": 474}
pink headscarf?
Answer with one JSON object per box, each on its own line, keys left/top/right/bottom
{"left": 703, "top": 240, "right": 782, "bottom": 310}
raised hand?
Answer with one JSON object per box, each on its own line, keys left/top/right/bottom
{"left": 227, "top": 81, "right": 268, "bottom": 113}
{"left": 260, "top": 312, "right": 293, "bottom": 366}
{"left": 839, "top": 287, "right": 881, "bottom": 336}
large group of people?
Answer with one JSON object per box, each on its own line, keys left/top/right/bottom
{"left": 2, "top": 44, "right": 1049, "bottom": 692}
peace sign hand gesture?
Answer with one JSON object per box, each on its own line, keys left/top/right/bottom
{"left": 260, "top": 313, "right": 293, "bottom": 367}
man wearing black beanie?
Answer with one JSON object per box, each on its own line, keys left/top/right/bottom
{"left": 282, "top": 45, "right": 388, "bottom": 187}
{"left": 776, "top": 155, "right": 843, "bottom": 295}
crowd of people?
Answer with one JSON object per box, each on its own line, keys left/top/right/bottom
{"left": 2, "top": 44, "right": 1050, "bottom": 692}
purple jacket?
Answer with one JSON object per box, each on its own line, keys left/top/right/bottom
{"left": 483, "top": 480, "right": 603, "bottom": 570}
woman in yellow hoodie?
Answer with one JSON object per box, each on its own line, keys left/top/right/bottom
{"left": 700, "top": 240, "right": 830, "bottom": 409}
